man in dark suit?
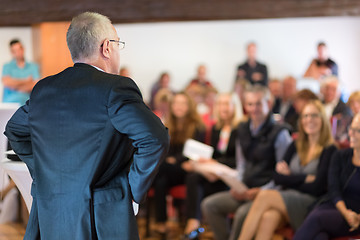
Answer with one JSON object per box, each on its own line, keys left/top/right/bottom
{"left": 4, "top": 12, "right": 169, "bottom": 240}
{"left": 235, "top": 42, "right": 268, "bottom": 86}
{"left": 322, "top": 76, "right": 352, "bottom": 143}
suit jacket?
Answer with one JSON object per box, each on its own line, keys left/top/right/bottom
{"left": 4, "top": 63, "right": 169, "bottom": 240}
{"left": 332, "top": 98, "right": 352, "bottom": 117}
{"left": 237, "top": 61, "right": 268, "bottom": 86}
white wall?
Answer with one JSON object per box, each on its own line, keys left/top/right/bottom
{"left": 116, "top": 16, "right": 360, "bottom": 101}
{"left": 1, "top": 16, "right": 360, "bottom": 102}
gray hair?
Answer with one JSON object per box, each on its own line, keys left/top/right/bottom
{"left": 66, "top": 12, "right": 113, "bottom": 61}
{"left": 244, "top": 84, "right": 273, "bottom": 103}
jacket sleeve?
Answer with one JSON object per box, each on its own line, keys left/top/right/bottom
{"left": 4, "top": 101, "right": 34, "bottom": 173}
{"left": 295, "top": 145, "right": 337, "bottom": 196}
{"left": 273, "top": 141, "right": 307, "bottom": 187}
{"left": 107, "top": 78, "right": 169, "bottom": 203}
{"left": 328, "top": 149, "right": 346, "bottom": 205}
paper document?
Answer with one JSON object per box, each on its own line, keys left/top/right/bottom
{"left": 192, "top": 161, "right": 248, "bottom": 194}
{"left": 183, "top": 139, "right": 214, "bottom": 161}
{"left": 219, "top": 173, "right": 248, "bottom": 194}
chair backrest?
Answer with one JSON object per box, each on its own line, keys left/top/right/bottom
{"left": 0, "top": 103, "right": 19, "bottom": 160}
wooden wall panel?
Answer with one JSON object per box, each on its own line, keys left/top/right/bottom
{"left": 32, "top": 22, "right": 72, "bottom": 78}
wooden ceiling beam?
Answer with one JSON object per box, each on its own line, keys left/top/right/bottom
{"left": 0, "top": 0, "right": 359, "bottom": 26}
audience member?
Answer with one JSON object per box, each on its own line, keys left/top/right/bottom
{"left": 186, "top": 65, "right": 214, "bottom": 89}
{"left": 183, "top": 93, "right": 242, "bottom": 239}
{"left": 331, "top": 90, "right": 360, "bottom": 148}
{"left": 294, "top": 113, "right": 360, "bottom": 239}
{"left": 199, "top": 87, "right": 218, "bottom": 143}
{"left": 348, "top": 91, "right": 360, "bottom": 115}
{"left": 337, "top": 91, "right": 360, "bottom": 147}
{"left": 238, "top": 100, "right": 336, "bottom": 240}
{"left": 290, "top": 89, "right": 319, "bottom": 134}
{"left": 152, "top": 92, "right": 205, "bottom": 237}
{"left": 0, "top": 38, "right": 39, "bottom": 224}
{"left": 234, "top": 78, "right": 250, "bottom": 114}
{"left": 152, "top": 88, "right": 173, "bottom": 123}
{"left": 149, "top": 72, "right": 172, "bottom": 110}
{"left": 279, "top": 76, "right": 298, "bottom": 130}
{"left": 201, "top": 84, "right": 291, "bottom": 240}
{"left": 235, "top": 42, "right": 268, "bottom": 86}
{"left": 322, "top": 76, "right": 350, "bottom": 118}
{"left": 2, "top": 39, "right": 40, "bottom": 105}
{"left": 293, "top": 89, "right": 319, "bottom": 114}
{"left": 321, "top": 76, "right": 352, "bottom": 144}
{"left": 304, "top": 42, "right": 338, "bottom": 80}
{"left": 269, "top": 78, "right": 283, "bottom": 114}
{"left": 185, "top": 65, "right": 216, "bottom": 104}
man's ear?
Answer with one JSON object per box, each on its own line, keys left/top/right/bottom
{"left": 101, "top": 39, "right": 111, "bottom": 59}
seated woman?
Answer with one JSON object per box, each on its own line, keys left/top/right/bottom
{"left": 152, "top": 92, "right": 205, "bottom": 237}
{"left": 334, "top": 90, "right": 360, "bottom": 148}
{"left": 183, "top": 93, "right": 243, "bottom": 239}
{"left": 238, "top": 100, "right": 337, "bottom": 240}
{"left": 293, "top": 113, "right": 360, "bottom": 240}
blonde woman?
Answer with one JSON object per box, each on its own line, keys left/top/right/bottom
{"left": 238, "top": 100, "right": 337, "bottom": 240}
{"left": 294, "top": 113, "right": 360, "bottom": 239}
{"left": 348, "top": 91, "right": 360, "bottom": 115}
{"left": 183, "top": 93, "right": 243, "bottom": 239}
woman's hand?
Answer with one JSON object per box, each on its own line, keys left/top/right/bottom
{"left": 230, "top": 188, "right": 247, "bottom": 201}
{"left": 202, "top": 172, "right": 219, "bottom": 182}
{"left": 305, "top": 174, "right": 316, "bottom": 183}
{"left": 230, "top": 188, "right": 260, "bottom": 201}
{"left": 276, "top": 161, "right": 291, "bottom": 175}
{"left": 345, "top": 210, "right": 360, "bottom": 231}
{"left": 166, "top": 156, "right": 176, "bottom": 164}
{"left": 197, "top": 157, "right": 216, "bottom": 164}
{"left": 181, "top": 161, "right": 194, "bottom": 172}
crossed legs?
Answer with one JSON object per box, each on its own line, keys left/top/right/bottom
{"left": 238, "top": 189, "right": 289, "bottom": 240}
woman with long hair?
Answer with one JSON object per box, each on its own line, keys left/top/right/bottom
{"left": 152, "top": 92, "right": 205, "bottom": 237}
{"left": 183, "top": 93, "right": 243, "bottom": 239}
{"left": 293, "top": 113, "right": 360, "bottom": 239}
{"left": 238, "top": 100, "right": 337, "bottom": 240}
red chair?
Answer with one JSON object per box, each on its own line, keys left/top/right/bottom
{"left": 144, "top": 185, "right": 187, "bottom": 237}
{"left": 275, "top": 226, "right": 294, "bottom": 240}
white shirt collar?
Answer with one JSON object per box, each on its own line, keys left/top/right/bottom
{"left": 90, "top": 65, "right": 105, "bottom": 72}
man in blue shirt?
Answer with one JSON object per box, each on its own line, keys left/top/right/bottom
{"left": 2, "top": 39, "right": 40, "bottom": 105}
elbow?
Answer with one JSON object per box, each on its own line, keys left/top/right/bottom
{"left": 159, "top": 128, "right": 170, "bottom": 151}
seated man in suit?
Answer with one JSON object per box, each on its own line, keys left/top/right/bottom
{"left": 4, "top": 12, "right": 169, "bottom": 240}
{"left": 271, "top": 76, "right": 298, "bottom": 131}
{"left": 321, "top": 76, "right": 352, "bottom": 143}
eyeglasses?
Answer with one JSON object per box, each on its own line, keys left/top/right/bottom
{"left": 301, "top": 113, "right": 320, "bottom": 119}
{"left": 100, "top": 39, "right": 125, "bottom": 50}
{"left": 348, "top": 127, "right": 360, "bottom": 134}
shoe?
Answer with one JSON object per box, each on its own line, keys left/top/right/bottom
{"left": 182, "top": 227, "right": 205, "bottom": 240}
